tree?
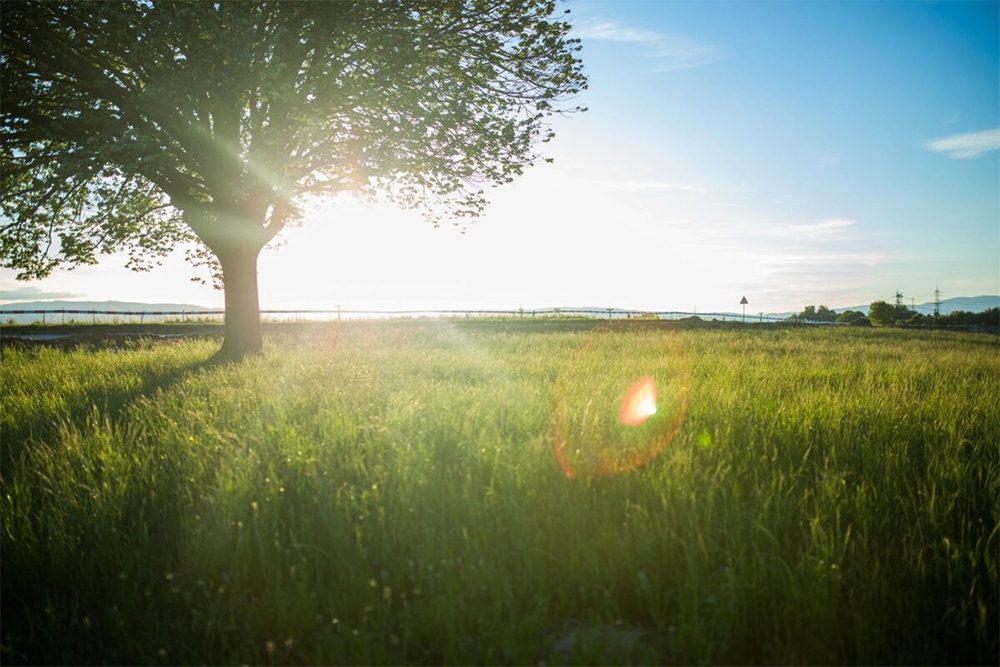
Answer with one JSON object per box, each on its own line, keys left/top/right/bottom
{"left": 868, "top": 301, "right": 895, "bottom": 325}
{"left": 798, "top": 305, "right": 818, "bottom": 321}
{"left": 791, "top": 304, "right": 836, "bottom": 322}
{"left": 814, "top": 305, "right": 836, "bottom": 322}
{"left": 868, "top": 300, "right": 915, "bottom": 326}
{"left": 835, "top": 309, "right": 865, "bottom": 324}
{"left": 1, "top": 1, "right": 587, "bottom": 358}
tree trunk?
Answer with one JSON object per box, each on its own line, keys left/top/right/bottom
{"left": 216, "top": 244, "right": 263, "bottom": 360}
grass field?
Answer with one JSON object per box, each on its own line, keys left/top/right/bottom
{"left": 2, "top": 321, "right": 997, "bottom": 665}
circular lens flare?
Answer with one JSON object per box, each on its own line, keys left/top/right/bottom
{"left": 551, "top": 327, "right": 690, "bottom": 479}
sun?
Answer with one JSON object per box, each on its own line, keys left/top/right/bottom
{"left": 619, "top": 376, "right": 657, "bottom": 426}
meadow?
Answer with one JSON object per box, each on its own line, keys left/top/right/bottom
{"left": 1, "top": 321, "right": 997, "bottom": 665}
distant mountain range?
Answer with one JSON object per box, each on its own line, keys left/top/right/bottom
{"left": 0, "top": 299, "right": 217, "bottom": 312}
{"left": 2, "top": 295, "right": 997, "bottom": 324}
{"left": 0, "top": 300, "right": 218, "bottom": 324}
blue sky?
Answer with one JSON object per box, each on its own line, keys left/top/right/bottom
{"left": 1, "top": 1, "right": 997, "bottom": 313}
{"left": 554, "top": 0, "right": 999, "bottom": 309}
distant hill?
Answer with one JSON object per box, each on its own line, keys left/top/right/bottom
{"left": 0, "top": 299, "right": 216, "bottom": 312}
{"left": 767, "top": 295, "right": 999, "bottom": 319}
{"left": 0, "top": 300, "right": 217, "bottom": 324}
{"left": 906, "top": 295, "right": 1000, "bottom": 315}
{"left": 2, "top": 296, "right": 997, "bottom": 324}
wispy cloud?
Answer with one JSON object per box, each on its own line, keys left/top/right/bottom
{"left": 742, "top": 247, "right": 891, "bottom": 309}
{"left": 784, "top": 217, "right": 858, "bottom": 241}
{"left": 760, "top": 251, "right": 885, "bottom": 269}
{"left": 925, "top": 128, "right": 1000, "bottom": 159}
{"left": 603, "top": 180, "right": 706, "bottom": 194}
{"left": 575, "top": 20, "right": 721, "bottom": 71}
{"left": 0, "top": 285, "right": 80, "bottom": 302}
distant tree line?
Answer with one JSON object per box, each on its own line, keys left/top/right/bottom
{"left": 791, "top": 302, "right": 999, "bottom": 327}
{"left": 870, "top": 303, "right": 999, "bottom": 327}
{"left": 789, "top": 305, "right": 866, "bottom": 324}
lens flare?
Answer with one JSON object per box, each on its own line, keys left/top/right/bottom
{"left": 619, "top": 376, "right": 657, "bottom": 425}
{"left": 551, "top": 326, "right": 690, "bottom": 480}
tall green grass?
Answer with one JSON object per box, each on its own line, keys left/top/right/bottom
{"left": 2, "top": 323, "right": 997, "bottom": 664}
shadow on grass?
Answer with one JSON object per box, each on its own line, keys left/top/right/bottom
{"left": 0, "top": 346, "right": 222, "bottom": 472}
{"left": 1, "top": 345, "right": 241, "bottom": 665}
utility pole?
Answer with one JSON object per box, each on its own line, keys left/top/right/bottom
{"left": 933, "top": 286, "right": 941, "bottom": 318}
{"left": 894, "top": 290, "right": 904, "bottom": 308}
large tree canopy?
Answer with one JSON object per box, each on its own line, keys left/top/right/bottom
{"left": 1, "top": 0, "right": 586, "bottom": 357}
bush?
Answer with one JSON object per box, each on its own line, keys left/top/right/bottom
{"left": 836, "top": 310, "right": 866, "bottom": 324}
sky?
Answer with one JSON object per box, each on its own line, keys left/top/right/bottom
{"left": 2, "top": 0, "right": 998, "bottom": 314}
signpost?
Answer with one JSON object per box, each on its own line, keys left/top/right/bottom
{"left": 740, "top": 296, "right": 748, "bottom": 323}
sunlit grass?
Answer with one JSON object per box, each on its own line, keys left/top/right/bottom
{"left": 2, "top": 322, "right": 997, "bottom": 664}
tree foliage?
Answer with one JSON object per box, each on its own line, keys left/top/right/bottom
{"left": 1, "top": 1, "right": 586, "bottom": 355}
{"left": 900, "top": 308, "right": 999, "bottom": 327}
{"left": 868, "top": 300, "right": 915, "bottom": 326}
{"left": 835, "top": 309, "right": 866, "bottom": 324}
{"left": 790, "top": 304, "right": 837, "bottom": 322}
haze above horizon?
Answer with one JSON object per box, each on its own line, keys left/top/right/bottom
{"left": 2, "top": 1, "right": 997, "bottom": 313}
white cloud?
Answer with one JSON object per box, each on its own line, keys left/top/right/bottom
{"left": 759, "top": 251, "right": 886, "bottom": 269}
{"left": 602, "top": 180, "right": 706, "bottom": 194}
{"left": 785, "top": 217, "right": 858, "bottom": 241}
{"left": 575, "top": 20, "right": 721, "bottom": 71}
{"left": 925, "top": 128, "right": 1000, "bottom": 159}
{"left": 0, "top": 285, "right": 81, "bottom": 302}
